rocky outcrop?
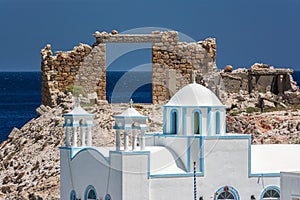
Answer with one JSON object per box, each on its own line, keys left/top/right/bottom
{"left": 227, "top": 109, "right": 300, "bottom": 144}
{"left": 220, "top": 63, "right": 300, "bottom": 110}
{"left": 0, "top": 94, "right": 163, "bottom": 199}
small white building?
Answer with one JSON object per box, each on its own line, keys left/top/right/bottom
{"left": 281, "top": 171, "right": 300, "bottom": 200}
{"left": 60, "top": 82, "right": 300, "bottom": 200}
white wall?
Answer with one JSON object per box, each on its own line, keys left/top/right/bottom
{"left": 281, "top": 172, "right": 300, "bottom": 200}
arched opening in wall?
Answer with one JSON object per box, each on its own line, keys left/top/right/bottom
{"left": 70, "top": 190, "right": 76, "bottom": 200}
{"left": 216, "top": 186, "right": 239, "bottom": 200}
{"left": 106, "top": 43, "right": 152, "bottom": 103}
{"left": 85, "top": 185, "right": 97, "bottom": 200}
{"left": 261, "top": 186, "right": 280, "bottom": 200}
{"left": 215, "top": 111, "right": 221, "bottom": 135}
{"left": 170, "top": 109, "right": 178, "bottom": 134}
{"left": 193, "top": 111, "right": 202, "bottom": 135}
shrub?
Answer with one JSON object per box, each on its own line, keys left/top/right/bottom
{"left": 66, "top": 85, "right": 86, "bottom": 97}
{"left": 246, "top": 107, "right": 259, "bottom": 113}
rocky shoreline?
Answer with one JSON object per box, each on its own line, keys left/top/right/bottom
{"left": 1, "top": 66, "right": 300, "bottom": 199}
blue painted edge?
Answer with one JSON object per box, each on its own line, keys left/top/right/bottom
{"left": 163, "top": 107, "right": 167, "bottom": 133}
{"left": 215, "top": 110, "right": 221, "bottom": 135}
{"left": 113, "top": 126, "right": 148, "bottom": 130}
{"left": 150, "top": 172, "right": 204, "bottom": 178}
{"left": 70, "top": 190, "right": 76, "bottom": 200}
{"left": 164, "top": 105, "right": 226, "bottom": 109}
{"left": 84, "top": 185, "right": 97, "bottom": 200}
{"left": 64, "top": 124, "right": 94, "bottom": 127}
{"left": 59, "top": 147, "right": 110, "bottom": 163}
{"left": 260, "top": 185, "right": 280, "bottom": 200}
{"left": 216, "top": 186, "right": 240, "bottom": 200}
{"left": 187, "top": 137, "right": 190, "bottom": 172}
{"left": 109, "top": 150, "right": 151, "bottom": 178}
{"left": 200, "top": 137, "right": 204, "bottom": 173}
{"left": 113, "top": 116, "right": 148, "bottom": 119}
{"left": 63, "top": 114, "right": 94, "bottom": 116}
{"left": 207, "top": 107, "right": 211, "bottom": 135}
{"left": 170, "top": 108, "right": 178, "bottom": 134}
{"left": 182, "top": 107, "right": 186, "bottom": 134}
{"left": 192, "top": 109, "right": 203, "bottom": 135}
{"left": 145, "top": 133, "right": 251, "bottom": 139}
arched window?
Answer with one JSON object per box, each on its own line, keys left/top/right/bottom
{"left": 170, "top": 109, "right": 178, "bottom": 134}
{"left": 85, "top": 185, "right": 97, "bottom": 200}
{"left": 261, "top": 186, "right": 280, "bottom": 200}
{"left": 70, "top": 190, "right": 76, "bottom": 200}
{"left": 193, "top": 110, "right": 202, "bottom": 135}
{"left": 216, "top": 186, "right": 239, "bottom": 200}
{"left": 215, "top": 111, "right": 221, "bottom": 135}
{"left": 217, "top": 191, "right": 235, "bottom": 199}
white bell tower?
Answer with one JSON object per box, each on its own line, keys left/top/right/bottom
{"left": 63, "top": 98, "right": 94, "bottom": 147}
{"left": 113, "top": 99, "right": 148, "bottom": 151}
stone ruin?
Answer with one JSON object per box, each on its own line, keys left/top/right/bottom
{"left": 41, "top": 30, "right": 299, "bottom": 109}
{"left": 221, "top": 63, "right": 300, "bottom": 109}
{"left": 41, "top": 30, "right": 216, "bottom": 107}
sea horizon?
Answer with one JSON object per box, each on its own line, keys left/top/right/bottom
{"left": 0, "top": 70, "right": 300, "bottom": 143}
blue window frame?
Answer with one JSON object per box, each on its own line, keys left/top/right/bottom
{"left": 170, "top": 109, "right": 178, "bottom": 134}
{"left": 216, "top": 186, "right": 240, "bottom": 200}
{"left": 70, "top": 190, "right": 76, "bottom": 200}
{"left": 260, "top": 185, "right": 280, "bottom": 200}
{"left": 85, "top": 185, "right": 97, "bottom": 200}
{"left": 192, "top": 110, "right": 202, "bottom": 135}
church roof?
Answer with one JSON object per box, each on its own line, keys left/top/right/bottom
{"left": 113, "top": 106, "right": 148, "bottom": 118}
{"left": 64, "top": 105, "right": 93, "bottom": 116}
{"left": 166, "top": 83, "right": 224, "bottom": 107}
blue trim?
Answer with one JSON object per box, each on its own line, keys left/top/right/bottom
{"left": 109, "top": 150, "right": 151, "bottom": 178}
{"left": 84, "top": 185, "right": 97, "bottom": 200}
{"left": 260, "top": 185, "right": 280, "bottom": 200}
{"left": 215, "top": 110, "right": 221, "bottom": 135}
{"left": 170, "top": 109, "right": 178, "bottom": 134}
{"left": 164, "top": 105, "right": 226, "bottom": 109}
{"left": 150, "top": 172, "right": 204, "bottom": 178}
{"left": 249, "top": 173, "right": 280, "bottom": 177}
{"left": 199, "top": 137, "right": 204, "bottom": 172}
{"left": 61, "top": 147, "right": 110, "bottom": 163}
{"left": 63, "top": 114, "right": 94, "bottom": 116}
{"left": 64, "top": 124, "right": 94, "bottom": 127}
{"left": 70, "top": 190, "right": 76, "bottom": 200}
{"left": 113, "top": 126, "right": 148, "bottom": 130}
{"left": 187, "top": 137, "right": 191, "bottom": 172}
{"left": 182, "top": 107, "right": 186, "bottom": 134}
{"left": 216, "top": 186, "right": 240, "bottom": 200}
{"left": 207, "top": 107, "right": 211, "bottom": 135}
{"left": 247, "top": 135, "right": 280, "bottom": 177}
{"left": 163, "top": 107, "right": 167, "bottom": 133}
{"left": 109, "top": 150, "right": 151, "bottom": 155}
{"left": 192, "top": 110, "right": 202, "bottom": 135}
{"left": 144, "top": 133, "right": 251, "bottom": 139}
{"left": 223, "top": 109, "right": 227, "bottom": 134}
{"left": 113, "top": 116, "right": 148, "bottom": 119}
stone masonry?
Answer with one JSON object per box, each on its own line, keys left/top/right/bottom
{"left": 41, "top": 30, "right": 216, "bottom": 107}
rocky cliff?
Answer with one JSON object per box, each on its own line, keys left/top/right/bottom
{"left": 1, "top": 64, "right": 300, "bottom": 199}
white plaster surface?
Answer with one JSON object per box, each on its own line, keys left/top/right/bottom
{"left": 166, "top": 83, "right": 223, "bottom": 106}
{"left": 251, "top": 144, "right": 300, "bottom": 173}
{"left": 281, "top": 171, "right": 300, "bottom": 200}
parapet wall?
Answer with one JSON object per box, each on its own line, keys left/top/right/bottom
{"left": 41, "top": 30, "right": 216, "bottom": 106}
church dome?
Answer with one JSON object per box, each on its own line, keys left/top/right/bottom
{"left": 166, "top": 83, "right": 223, "bottom": 107}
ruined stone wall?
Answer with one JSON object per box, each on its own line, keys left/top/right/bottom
{"left": 220, "top": 64, "right": 294, "bottom": 95}
{"left": 41, "top": 31, "right": 216, "bottom": 106}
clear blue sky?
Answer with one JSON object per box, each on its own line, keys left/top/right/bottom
{"left": 0, "top": 0, "right": 299, "bottom": 71}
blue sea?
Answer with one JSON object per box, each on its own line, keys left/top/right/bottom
{"left": 0, "top": 71, "right": 299, "bottom": 143}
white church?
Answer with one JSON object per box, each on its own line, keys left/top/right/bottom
{"left": 60, "top": 81, "right": 300, "bottom": 200}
